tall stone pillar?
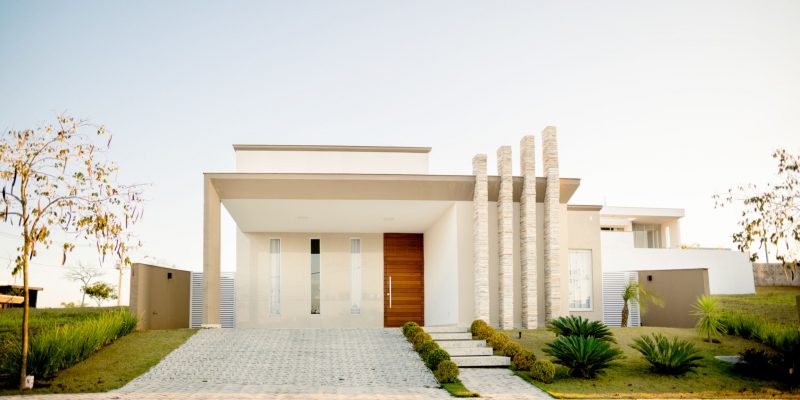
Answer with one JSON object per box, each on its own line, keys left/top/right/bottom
{"left": 203, "top": 176, "right": 221, "bottom": 328}
{"left": 496, "top": 146, "right": 514, "bottom": 329}
{"left": 520, "top": 135, "right": 538, "bottom": 328}
{"left": 472, "top": 154, "right": 490, "bottom": 323}
{"left": 542, "top": 127, "right": 562, "bottom": 322}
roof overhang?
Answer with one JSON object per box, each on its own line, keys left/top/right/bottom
{"left": 232, "top": 144, "right": 432, "bottom": 153}
{"left": 600, "top": 206, "right": 684, "bottom": 224}
{"left": 205, "top": 173, "right": 581, "bottom": 203}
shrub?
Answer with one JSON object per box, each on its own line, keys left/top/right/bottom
{"left": 410, "top": 331, "right": 431, "bottom": 348}
{"left": 630, "top": 333, "right": 703, "bottom": 375}
{"left": 402, "top": 321, "right": 419, "bottom": 337}
{"left": 512, "top": 349, "right": 536, "bottom": 371}
{"left": 434, "top": 359, "right": 460, "bottom": 383}
{"left": 691, "top": 295, "right": 725, "bottom": 343}
{"left": 487, "top": 331, "right": 510, "bottom": 353}
{"left": 546, "top": 316, "right": 615, "bottom": 343}
{"left": 0, "top": 308, "right": 137, "bottom": 378}
{"left": 737, "top": 348, "right": 775, "bottom": 377}
{"left": 543, "top": 336, "right": 623, "bottom": 378}
{"left": 721, "top": 312, "right": 760, "bottom": 340}
{"left": 426, "top": 348, "right": 451, "bottom": 371}
{"left": 757, "top": 323, "right": 799, "bottom": 380}
{"left": 417, "top": 339, "right": 440, "bottom": 358}
{"left": 406, "top": 325, "right": 424, "bottom": 340}
{"left": 503, "top": 342, "right": 523, "bottom": 358}
{"left": 530, "top": 360, "right": 556, "bottom": 384}
{"left": 470, "top": 319, "right": 494, "bottom": 340}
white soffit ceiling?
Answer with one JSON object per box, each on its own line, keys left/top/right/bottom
{"left": 222, "top": 199, "right": 456, "bottom": 233}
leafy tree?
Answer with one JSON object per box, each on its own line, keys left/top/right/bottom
{"left": 621, "top": 280, "right": 663, "bottom": 328}
{"left": 64, "top": 262, "right": 102, "bottom": 306}
{"left": 0, "top": 116, "right": 143, "bottom": 389}
{"left": 714, "top": 149, "right": 800, "bottom": 278}
{"left": 84, "top": 282, "right": 117, "bottom": 306}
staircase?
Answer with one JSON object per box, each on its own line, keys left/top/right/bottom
{"left": 423, "top": 326, "right": 510, "bottom": 367}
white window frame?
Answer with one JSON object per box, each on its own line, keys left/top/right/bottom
{"left": 269, "top": 238, "right": 281, "bottom": 315}
{"left": 350, "top": 237, "right": 362, "bottom": 315}
{"left": 568, "top": 249, "right": 593, "bottom": 311}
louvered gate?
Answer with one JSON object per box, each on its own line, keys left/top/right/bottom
{"left": 602, "top": 272, "right": 640, "bottom": 327}
{"left": 189, "top": 272, "right": 235, "bottom": 328}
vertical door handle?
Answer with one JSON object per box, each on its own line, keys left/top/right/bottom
{"left": 388, "top": 275, "right": 392, "bottom": 308}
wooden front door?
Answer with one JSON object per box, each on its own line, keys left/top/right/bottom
{"left": 383, "top": 233, "right": 424, "bottom": 327}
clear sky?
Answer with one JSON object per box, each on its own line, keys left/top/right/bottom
{"left": 1, "top": 1, "right": 799, "bottom": 306}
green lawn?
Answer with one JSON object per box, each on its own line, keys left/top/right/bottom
{"left": 505, "top": 327, "right": 798, "bottom": 398}
{"left": 0, "top": 328, "right": 196, "bottom": 395}
{"left": 716, "top": 286, "right": 800, "bottom": 325}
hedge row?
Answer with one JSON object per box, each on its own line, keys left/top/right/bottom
{"left": 402, "top": 321, "right": 459, "bottom": 384}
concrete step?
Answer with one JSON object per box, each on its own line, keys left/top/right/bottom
{"left": 437, "top": 339, "right": 486, "bottom": 349}
{"left": 451, "top": 355, "right": 511, "bottom": 368}
{"left": 423, "top": 326, "right": 469, "bottom": 333}
{"left": 445, "top": 347, "right": 494, "bottom": 356}
{"left": 429, "top": 332, "right": 472, "bottom": 341}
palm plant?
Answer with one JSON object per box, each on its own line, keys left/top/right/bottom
{"left": 620, "top": 280, "right": 663, "bottom": 327}
{"left": 630, "top": 333, "right": 703, "bottom": 375}
{"left": 691, "top": 295, "right": 725, "bottom": 343}
{"left": 543, "top": 336, "right": 624, "bottom": 378}
{"left": 547, "top": 315, "right": 616, "bottom": 343}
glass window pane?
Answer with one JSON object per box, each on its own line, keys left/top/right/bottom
{"left": 568, "top": 249, "right": 592, "bottom": 310}
{"left": 350, "top": 238, "right": 362, "bottom": 314}
{"left": 270, "top": 239, "right": 280, "bottom": 315}
{"left": 311, "top": 239, "right": 320, "bottom": 314}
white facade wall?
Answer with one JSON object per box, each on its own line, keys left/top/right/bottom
{"left": 601, "top": 231, "right": 755, "bottom": 295}
{"left": 235, "top": 231, "right": 384, "bottom": 328}
{"left": 235, "top": 150, "right": 429, "bottom": 174}
{"left": 424, "top": 204, "right": 459, "bottom": 326}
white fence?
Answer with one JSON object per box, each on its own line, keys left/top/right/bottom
{"left": 190, "top": 272, "right": 236, "bottom": 328}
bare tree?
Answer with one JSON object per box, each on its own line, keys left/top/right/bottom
{"left": 715, "top": 149, "right": 800, "bottom": 277}
{"left": 64, "top": 262, "right": 102, "bottom": 306}
{"left": 0, "top": 116, "right": 144, "bottom": 390}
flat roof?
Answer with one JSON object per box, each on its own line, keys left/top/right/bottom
{"left": 232, "top": 144, "right": 432, "bottom": 153}
{"left": 601, "top": 206, "right": 684, "bottom": 219}
{"left": 205, "top": 173, "right": 582, "bottom": 203}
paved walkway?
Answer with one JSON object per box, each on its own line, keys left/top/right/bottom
{"left": 459, "top": 368, "right": 552, "bottom": 399}
{"left": 1, "top": 329, "right": 556, "bottom": 399}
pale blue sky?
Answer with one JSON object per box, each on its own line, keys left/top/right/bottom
{"left": 1, "top": 1, "right": 799, "bottom": 306}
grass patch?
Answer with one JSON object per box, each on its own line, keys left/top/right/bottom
{"left": 441, "top": 380, "right": 480, "bottom": 397}
{"left": 0, "top": 307, "right": 122, "bottom": 343}
{"left": 716, "top": 286, "right": 800, "bottom": 326}
{"left": 0, "top": 328, "right": 196, "bottom": 395}
{"left": 506, "top": 327, "right": 799, "bottom": 399}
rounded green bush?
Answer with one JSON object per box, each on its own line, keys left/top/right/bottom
{"left": 410, "top": 331, "right": 431, "bottom": 348}
{"left": 513, "top": 349, "right": 536, "bottom": 371}
{"left": 504, "top": 342, "right": 523, "bottom": 358}
{"left": 434, "top": 360, "right": 460, "bottom": 383}
{"left": 488, "top": 332, "right": 511, "bottom": 352}
{"left": 417, "top": 340, "right": 440, "bottom": 359}
{"left": 530, "top": 359, "right": 556, "bottom": 383}
{"left": 470, "top": 319, "right": 489, "bottom": 336}
{"left": 426, "top": 348, "right": 451, "bottom": 370}
{"left": 402, "top": 321, "right": 420, "bottom": 337}
{"left": 407, "top": 325, "right": 424, "bottom": 339}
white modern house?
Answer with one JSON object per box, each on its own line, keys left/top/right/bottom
{"left": 200, "top": 127, "right": 755, "bottom": 330}
{"left": 599, "top": 206, "right": 755, "bottom": 327}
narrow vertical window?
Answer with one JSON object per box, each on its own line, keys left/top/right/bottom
{"left": 568, "top": 249, "right": 593, "bottom": 311}
{"left": 270, "top": 239, "right": 281, "bottom": 315}
{"left": 310, "top": 238, "right": 321, "bottom": 314}
{"left": 350, "top": 238, "right": 362, "bottom": 314}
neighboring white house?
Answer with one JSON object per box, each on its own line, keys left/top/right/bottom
{"left": 598, "top": 206, "right": 756, "bottom": 327}
{"left": 200, "top": 128, "right": 755, "bottom": 330}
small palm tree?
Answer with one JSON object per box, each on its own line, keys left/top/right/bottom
{"left": 621, "top": 280, "right": 663, "bottom": 327}
{"left": 691, "top": 295, "right": 725, "bottom": 343}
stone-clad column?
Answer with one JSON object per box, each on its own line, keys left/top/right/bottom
{"left": 542, "top": 127, "right": 562, "bottom": 322}
{"left": 203, "top": 176, "right": 221, "bottom": 328}
{"left": 472, "top": 155, "right": 490, "bottom": 323}
{"left": 496, "top": 146, "right": 514, "bottom": 329}
{"left": 520, "top": 136, "right": 538, "bottom": 328}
